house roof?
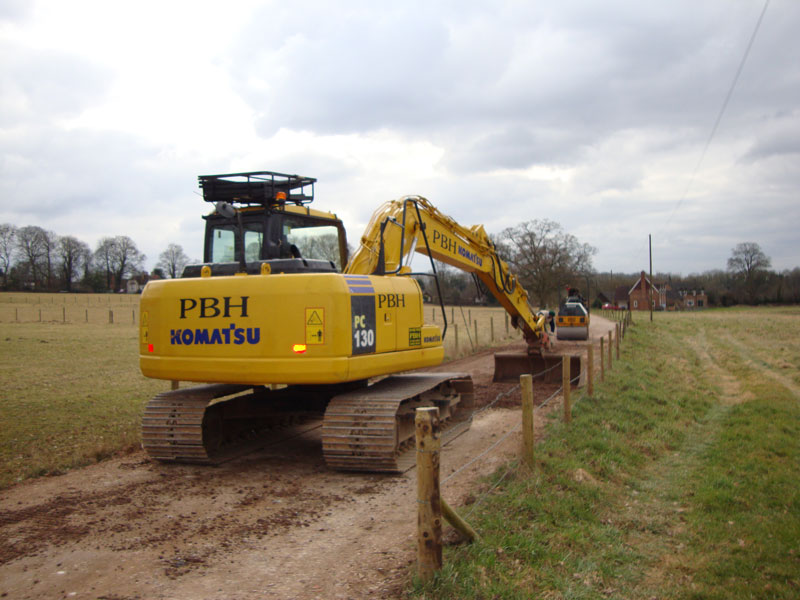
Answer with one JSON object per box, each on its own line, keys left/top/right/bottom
{"left": 595, "top": 290, "right": 613, "bottom": 303}
{"left": 629, "top": 273, "right": 653, "bottom": 296}
{"left": 614, "top": 285, "right": 629, "bottom": 302}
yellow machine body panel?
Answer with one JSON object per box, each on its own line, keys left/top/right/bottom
{"left": 555, "top": 314, "right": 588, "bottom": 328}
{"left": 139, "top": 272, "right": 443, "bottom": 385}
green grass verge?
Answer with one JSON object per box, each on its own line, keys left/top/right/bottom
{"left": 410, "top": 307, "right": 800, "bottom": 599}
{"left": 0, "top": 322, "right": 166, "bottom": 488}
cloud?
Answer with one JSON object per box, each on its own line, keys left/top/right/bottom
{"left": 0, "top": 45, "right": 111, "bottom": 126}
{"left": 741, "top": 111, "right": 800, "bottom": 161}
{"left": 0, "top": 0, "right": 30, "bottom": 21}
{"left": 223, "top": 0, "right": 798, "bottom": 183}
{"left": 1, "top": 0, "right": 799, "bottom": 277}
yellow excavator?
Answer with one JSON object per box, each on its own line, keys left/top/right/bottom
{"left": 139, "top": 171, "right": 569, "bottom": 472}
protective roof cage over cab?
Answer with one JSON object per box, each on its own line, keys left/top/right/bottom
{"left": 198, "top": 171, "right": 316, "bottom": 207}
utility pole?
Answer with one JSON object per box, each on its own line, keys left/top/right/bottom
{"left": 649, "top": 234, "right": 653, "bottom": 322}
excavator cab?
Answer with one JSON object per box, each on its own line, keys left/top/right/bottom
{"left": 182, "top": 171, "right": 349, "bottom": 277}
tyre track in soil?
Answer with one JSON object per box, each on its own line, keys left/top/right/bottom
{"left": 0, "top": 321, "right": 610, "bottom": 600}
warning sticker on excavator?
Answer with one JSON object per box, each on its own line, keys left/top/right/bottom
{"left": 305, "top": 308, "right": 325, "bottom": 344}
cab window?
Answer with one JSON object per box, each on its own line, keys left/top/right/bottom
{"left": 244, "top": 226, "right": 263, "bottom": 262}
{"left": 211, "top": 227, "right": 236, "bottom": 263}
{"left": 209, "top": 223, "right": 264, "bottom": 263}
{"left": 282, "top": 217, "right": 343, "bottom": 268}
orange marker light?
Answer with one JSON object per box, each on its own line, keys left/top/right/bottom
{"left": 276, "top": 191, "right": 287, "bottom": 201}
{"left": 293, "top": 344, "right": 307, "bottom": 354}
{"left": 148, "top": 344, "right": 154, "bottom": 353}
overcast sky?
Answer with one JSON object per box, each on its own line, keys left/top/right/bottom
{"left": 1, "top": 0, "right": 797, "bottom": 276}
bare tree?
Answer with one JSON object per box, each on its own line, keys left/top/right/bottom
{"left": 110, "top": 236, "right": 145, "bottom": 291}
{"left": 0, "top": 223, "right": 16, "bottom": 288}
{"left": 15, "top": 225, "right": 50, "bottom": 289}
{"left": 156, "top": 243, "right": 190, "bottom": 278}
{"left": 95, "top": 237, "right": 116, "bottom": 291}
{"left": 95, "top": 236, "right": 145, "bottom": 291}
{"left": 727, "top": 242, "right": 771, "bottom": 304}
{"left": 496, "top": 219, "right": 596, "bottom": 308}
{"left": 58, "top": 236, "right": 91, "bottom": 292}
{"left": 41, "top": 229, "right": 58, "bottom": 289}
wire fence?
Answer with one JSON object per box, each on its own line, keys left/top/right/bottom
{"left": 440, "top": 323, "right": 628, "bottom": 518}
{"left": 442, "top": 361, "right": 568, "bottom": 486}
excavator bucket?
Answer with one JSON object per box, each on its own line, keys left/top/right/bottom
{"left": 493, "top": 352, "right": 582, "bottom": 384}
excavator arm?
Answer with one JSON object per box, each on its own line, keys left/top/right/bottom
{"left": 345, "top": 196, "right": 548, "bottom": 352}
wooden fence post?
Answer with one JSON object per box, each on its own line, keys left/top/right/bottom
{"left": 505, "top": 313, "right": 509, "bottom": 335}
{"left": 454, "top": 324, "right": 459, "bottom": 356}
{"left": 109, "top": 309, "right": 114, "bottom": 324}
{"left": 521, "top": 374, "right": 534, "bottom": 467}
{"left": 85, "top": 309, "right": 89, "bottom": 323}
{"left": 587, "top": 343, "right": 594, "bottom": 397}
{"left": 616, "top": 323, "right": 621, "bottom": 360}
{"left": 474, "top": 320, "right": 478, "bottom": 348}
{"left": 562, "top": 356, "right": 571, "bottom": 423}
{"left": 600, "top": 337, "right": 605, "bottom": 382}
{"left": 490, "top": 317, "right": 494, "bottom": 342}
{"left": 416, "top": 407, "right": 442, "bottom": 581}
{"left": 607, "top": 331, "right": 613, "bottom": 371}
{"left": 171, "top": 381, "right": 179, "bottom": 391}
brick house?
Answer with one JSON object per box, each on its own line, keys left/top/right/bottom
{"left": 628, "top": 271, "right": 657, "bottom": 310}
{"left": 678, "top": 288, "right": 708, "bottom": 310}
{"left": 626, "top": 271, "right": 708, "bottom": 310}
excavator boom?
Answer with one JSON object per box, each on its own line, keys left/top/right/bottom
{"left": 345, "top": 196, "right": 548, "bottom": 351}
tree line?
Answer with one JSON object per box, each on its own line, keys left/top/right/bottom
{"left": 419, "top": 228, "right": 798, "bottom": 309}
{"left": 586, "top": 242, "right": 800, "bottom": 307}
{"left": 0, "top": 224, "right": 190, "bottom": 292}
{"left": 1, "top": 221, "right": 795, "bottom": 307}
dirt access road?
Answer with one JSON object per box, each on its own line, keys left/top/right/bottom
{"left": 0, "top": 317, "right": 616, "bottom": 600}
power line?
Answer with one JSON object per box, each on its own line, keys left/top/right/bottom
{"left": 666, "top": 0, "right": 770, "bottom": 227}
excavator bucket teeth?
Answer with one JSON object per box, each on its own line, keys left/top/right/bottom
{"left": 493, "top": 352, "right": 581, "bottom": 384}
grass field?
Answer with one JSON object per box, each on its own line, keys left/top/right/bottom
{"left": 0, "top": 292, "right": 141, "bottom": 325}
{"left": 0, "top": 293, "right": 522, "bottom": 488}
{"left": 411, "top": 306, "right": 800, "bottom": 599}
{"left": 0, "top": 322, "right": 166, "bottom": 487}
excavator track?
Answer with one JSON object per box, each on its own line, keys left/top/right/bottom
{"left": 141, "top": 383, "right": 331, "bottom": 464}
{"left": 321, "top": 372, "right": 474, "bottom": 473}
